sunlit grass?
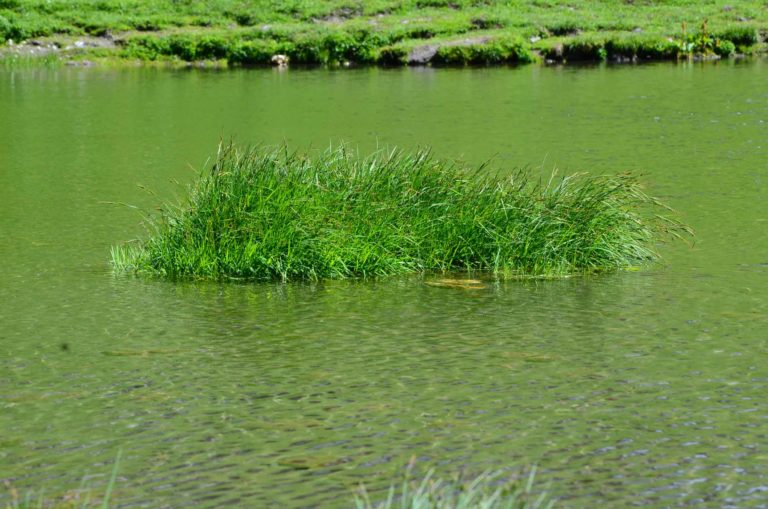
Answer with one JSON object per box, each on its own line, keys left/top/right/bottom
{"left": 112, "top": 143, "right": 689, "bottom": 281}
{"left": 354, "top": 466, "right": 554, "bottom": 509}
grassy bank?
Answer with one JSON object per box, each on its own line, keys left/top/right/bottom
{"left": 0, "top": 1, "right": 765, "bottom": 66}
{"left": 112, "top": 144, "right": 689, "bottom": 281}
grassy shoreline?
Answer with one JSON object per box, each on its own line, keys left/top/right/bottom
{"left": 112, "top": 144, "right": 689, "bottom": 282}
{"left": 1, "top": 1, "right": 766, "bottom": 67}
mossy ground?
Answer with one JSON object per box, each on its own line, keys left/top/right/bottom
{"left": 0, "top": 1, "right": 765, "bottom": 66}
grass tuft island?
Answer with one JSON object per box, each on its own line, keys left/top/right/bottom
{"left": 112, "top": 144, "right": 689, "bottom": 281}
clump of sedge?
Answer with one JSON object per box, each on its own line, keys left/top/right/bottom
{"left": 112, "top": 143, "right": 689, "bottom": 281}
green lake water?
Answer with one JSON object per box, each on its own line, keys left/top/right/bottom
{"left": 1, "top": 61, "right": 766, "bottom": 507}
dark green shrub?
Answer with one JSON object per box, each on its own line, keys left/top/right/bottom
{"left": 322, "top": 30, "right": 357, "bottom": 63}
{"left": 121, "top": 35, "right": 171, "bottom": 60}
{"left": 605, "top": 36, "right": 678, "bottom": 60}
{"left": 273, "top": 0, "right": 307, "bottom": 18}
{"left": 319, "top": 30, "right": 385, "bottom": 64}
{"left": 82, "top": 24, "right": 110, "bottom": 37}
{"left": 281, "top": 35, "right": 324, "bottom": 64}
{"left": 415, "top": 0, "right": 466, "bottom": 8}
{"left": 378, "top": 45, "right": 409, "bottom": 65}
{"left": 713, "top": 38, "right": 736, "bottom": 57}
{"left": 0, "top": 14, "right": 11, "bottom": 40}
{"left": 196, "top": 35, "right": 230, "bottom": 60}
{"left": 432, "top": 44, "right": 472, "bottom": 64}
{"left": 539, "top": 42, "right": 564, "bottom": 61}
{"left": 4, "top": 13, "right": 72, "bottom": 40}
{"left": 595, "top": 21, "right": 634, "bottom": 32}
{"left": 168, "top": 35, "right": 198, "bottom": 60}
{"left": 228, "top": 40, "right": 276, "bottom": 65}
{"left": 562, "top": 38, "right": 605, "bottom": 61}
{"left": 131, "top": 17, "right": 164, "bottom": 31}
{"left": 2, "top": 16, "right": 27, "bottom": 41}
{"left": 93, "top": 0, "right": 123, "bottom": 12}
{"left": 405, "top": 26, "right": 436, "bottom": 39}
{"left": 229, "top": 8, "right": 260, "bottom": 27}
{"left": 470, "top": 16, "right": 504, "bottom": 30}
{"left": 715, "top": 25, "right": 759, "bottom": 46}
{"left": 604, "top": 37, "right": 638, "bottom": 59}
{"left": 191, "top": 17, "right": 216, "bottom": 28}
{"left": 546, "top": 20, "right": 581, "bottom": 36}
{"left": 432, "top": 39, "right": 534, "bottom": 65}
{"left": 502, "top": 40, "right": 530, "bottom": 63}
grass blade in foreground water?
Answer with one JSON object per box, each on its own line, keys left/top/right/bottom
{"left": 354, "top": 465, "right": 554, "bottom": 509}
{"left": 3, "top": 450, "right": 121, "bottom": 509}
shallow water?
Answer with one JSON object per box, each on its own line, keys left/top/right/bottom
{"left": 1, "top": 61, "right": 767, "bottom": 507}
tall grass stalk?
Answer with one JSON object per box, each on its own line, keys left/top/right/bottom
{"left": 3, "top": 449, "right": 121, "bottom": 509}
{"left": 354, "top": 466, "right": 554, "bottom": 509}
{"left": 112, "top": 143, "right": 689, "bottom": 281}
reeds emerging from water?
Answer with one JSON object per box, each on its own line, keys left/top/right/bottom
{"left": 354, "top": 467, "right": 554, "bottom": 509}
{"left": 112, "top": 144, "right": 688, "bottom": 281}
{"left": 3, "top": 450, "right": 121, "bottom": 509}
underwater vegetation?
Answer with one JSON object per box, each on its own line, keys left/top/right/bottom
{"left": 3, "top": 450, "right": 121, "bottom": 509}
{"left": 112, "top": 144, "right": 689, "bottom": 281}
{"left": 3, "top": 458, "right": 551, "bottom": 508}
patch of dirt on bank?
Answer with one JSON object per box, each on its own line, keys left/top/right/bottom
{"left": 0, "top": 34, "right": 117, "bottom": 61}
{"left": 313, "top": 6, "right": 363, "bottom": 24}
{"left": 407, "top": 36, "right": 492, "bottom": 64}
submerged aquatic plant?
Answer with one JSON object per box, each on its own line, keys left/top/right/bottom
{"left": 112, "top": 143, "right": 689, "bottom": 281}
{"left": 354, "top": 465, "right": 554, "bottom": 509}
